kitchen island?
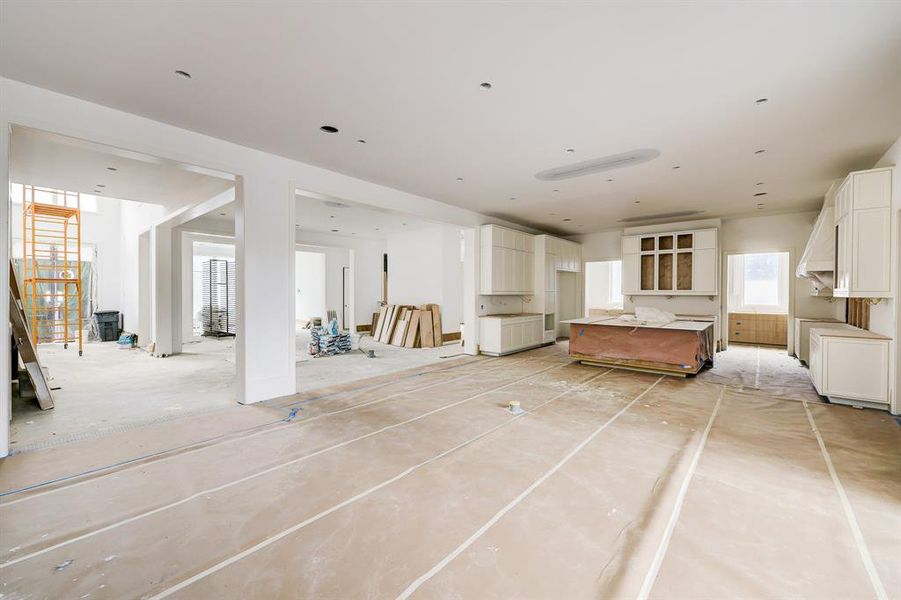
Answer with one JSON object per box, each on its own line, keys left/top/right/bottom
{"left": 564, "top": 316, "right": 715, "bottom": 376}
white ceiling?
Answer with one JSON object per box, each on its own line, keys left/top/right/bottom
{"left": 9, "top": 126, "right": 234, "bottom": 211}
{"left": 2, "top": 2, "right": 899, "bottom": 233}
{"left": 197, "top": 193, "right": 437, "bottom": 240}
{"left": 295, "top": 192, "right": 438, "bottom": 240}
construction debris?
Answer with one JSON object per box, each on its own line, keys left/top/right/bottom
{"left": 371, "top": 303, "right": 445, "bottom": 348}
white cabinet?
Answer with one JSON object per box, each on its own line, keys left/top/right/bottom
{"left": 480, "top": 225, "right": 535, "bottom": 295}
{"left": 808, "top": 327, "right": 890, "bottom": 408}
{"left": 479, "top": 314, "right": 544, "bottom": 356}
{"left": 833, "top": 167, "right": 893, "bottom": 298}
{"left": 621, "top": 228, "right": 718, "bottom": 296}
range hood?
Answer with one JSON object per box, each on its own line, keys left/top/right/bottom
{"left": 796, "top": 203, "right": 834, "bottom": 293}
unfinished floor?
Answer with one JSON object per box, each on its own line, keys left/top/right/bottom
{"left": 0, "top": 343, "right": 898, "bottom": 599}
{"left": 11, "top": 333, "right": 460, "bottom": 452}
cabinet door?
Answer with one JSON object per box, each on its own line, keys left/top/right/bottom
{"left": 524, "top": 251, "right": 534, "bottom": 292}
{"left": 693, "top": 229, "right": 717, "bottom": 250}
{"left": 501, "top": 323, "right": 514, "bottom": 350}
{"left": 503, "top": 248, "right": 516, "bottom": 292}
{"left": 491, "top": 248, "right": 505, "bottom": 293}
{"left": 622, "top": 235, "right": 641, "bottom": 255}
{"left": 852, "top": 208, "right": 891, "bottom": 294}
{"left": 622, "top": 253, "right": 640, "bottom": 294}
{"left": 545, "top": 254, "right": 556, "bottom": 291}
{"left": 692, "top": 248, "right": 717, "bottom": 293}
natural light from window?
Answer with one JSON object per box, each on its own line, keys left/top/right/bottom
{"left": 9, "top": 182, "right": 98, "bottom": 212}
{"left": 728, "top": 252, "right": 790, "bottom": 313}
{"left": 585, "top": 260, "right": 624, "bottom": 313}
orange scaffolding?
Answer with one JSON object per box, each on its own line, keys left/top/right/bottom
{"left": 21, "top": 185, "right": 84, "bottom": 356}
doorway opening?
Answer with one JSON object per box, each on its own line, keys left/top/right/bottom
{"left": 726, "top": 252, "right": 791, "bottom": 347}
{"left": 8, "top": 125, "right": 237, "bottom": 451}
{"left": 584, "top": 260, "right": 623, "bottom": 317}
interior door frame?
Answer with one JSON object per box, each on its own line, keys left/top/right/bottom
{"left": 721, "top": 248, "right": 795, "bottom": 354}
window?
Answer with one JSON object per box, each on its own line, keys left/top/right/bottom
{"left": 9, "top": 182, "right": 98, "bottom": 212}
{"left": 585, "top": 260, "right": 624, "bottom": 312}
{"left": 728, "top": 252, "right": 790, "bottom": 313}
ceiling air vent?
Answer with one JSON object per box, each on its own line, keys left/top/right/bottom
{"left": 536, "top": 148, "right": 660, "bottom": 181}
{"left": 618, "top": 210, "right": 704, "bottom": 223}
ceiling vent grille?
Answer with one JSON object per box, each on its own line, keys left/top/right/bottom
{"left": 618, "top": 210, "right": 704, "bottom": 223}
{"left": 536, "top": 148, "right": 660, "bottom": 181}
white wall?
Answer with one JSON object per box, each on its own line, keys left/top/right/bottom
{"left": 386, "top": 224, "right": 463, "bottom": 333}
{"left": 295, "top": 232, "right": 385, "bottom": 329}
{"left": 295, "top": 250, "right": 326, "bottom": 323}
{"left": 119, "top": 201, "right": 167, "bottom": 333}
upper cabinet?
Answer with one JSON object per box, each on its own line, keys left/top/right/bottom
{"left": 546, "top": 236, "right": 582, "bottom": 273}
{"left": 833, "top": 167, "right": 893, "bottom": 298}
{"left": 480, "top": 224, "right": 535, "bottom": 295}
{"left": 622, "top": 228, "right": 718, "bottom": 295}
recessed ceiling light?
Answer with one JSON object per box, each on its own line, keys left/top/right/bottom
{"left": 456, "top": 177, "right": 464, "bottom": 181}
{"left": 562, "top": 218, "right": 572, "bottom": 222}
{"left": 553, "top": 189, "right": 559, "bottom": 193}
{"left": 330, "top": 215, "right": 335, "bottom": 218}
{"left": 320, "top": 125, "right": 339, "bottom": 134}
{"left": 107, "top": 167, "right": 117, "bottom": 171}
{"left": 402, "top": 223, "right": 407, "bottom": 226}
{"left": 754, "top": 149, "right": 766, "bottom": 154}
{"left": 672, "top": 165, "right": 681, "bottom": 170}
{"left": 607, "top": 178, "right": 614, "bottom": 182}
{"left": 93, "top": 190, "right": 102, "bottom": 194}
{"left": 356, "top": 139, "right": 366, "bottom": 144}
{"left": 755, "top": 98, "right": 768, "bottom": 104}
{"left": 480, "top": 82, "right": 492, "bottom": 90}
{"left": 753, "top": 192, "right": 768, "bottom": 197}
{"left": 634, "top": 200, "right": 641, "bottom": 204}
{"left": 96, "top": 184, "right": 106, "bottom": 188}
{"left": 756, "top": 182, "right": 765, "bottom": 186}
{"left": 219, "top": 212, "right": 226, "bottom": 216}
{"left": 565, "top": 148, "right": 575, "bottom": 154}
{"left": 175, "top": 70, "right": 192, "bottom": 80}
{"left": 375, "top": 228, "right": 380, "bottom": 231}
{"left": 331, "top": 229, "right": 339, "bottom": 232}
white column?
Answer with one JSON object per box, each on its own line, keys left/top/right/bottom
{"left": 234, "top": 174, "right": 296, "bottom": 404}
{"left": 1, "top": 120, "right": 11, "bottom": 457}
{"left": 463, "top": 227, "right": 480, "bottom": 356}
{"left": 137, "top": 230, "right": 152, "bottom": 344}
{"left": 149, "top": 224, "right": 174, "bottom": 357}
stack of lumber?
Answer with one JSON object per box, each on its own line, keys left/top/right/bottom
{"left": 372, "top": 303, "right": 443, "bottom": 348}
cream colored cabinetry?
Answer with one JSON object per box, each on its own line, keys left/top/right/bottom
{"left": 533, "top": 235, "right": 582, "bottom": 344}
{"left": 478, "top": 314, "right": 544, "bottom": 356}
{"left": 621, "top": 228, "right": 718, "bottom": 295}
{"left": 479, "top": 225, "right": 535, "bottom": 295}
{"left": 833, "top": 167, "right": 893, "bottom": 298}
{"left": 808, "top": 327, "right": 890, "bottom": 408}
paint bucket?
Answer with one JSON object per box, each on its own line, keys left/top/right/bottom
{"left": 508, "top": 400, "right": 524, "bottom": 415}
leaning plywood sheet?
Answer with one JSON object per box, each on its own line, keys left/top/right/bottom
{"left": 404, "top": 310, "right": 421, "bottom": 348}
{"left": 391, "top": 316, "right": 410, "bottom": 346}
{"left": 379, "top": 305, "right": 398, "bottom": 343}
{"left": 8, "top": 262, "right": 53, "bottom": 409}
{"left": 428, "top": 304, "right": 442, "bottom": 346}
{"left": 420, "top": 311, "right": 435, "bottom": 347}
{"left": 373, "top": 306, "right": 388, "bottom": 340}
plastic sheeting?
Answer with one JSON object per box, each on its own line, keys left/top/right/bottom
{"left": 569, "top": 321, "right": 714, "bottom": 374}
{"left": 0, "top": 344, "right": 897, "bottom": 599}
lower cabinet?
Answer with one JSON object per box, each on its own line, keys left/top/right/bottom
{"left": 808, "top": 327, "right": 890, "bottom": 408}
{"left": 479, "top": 314, "right": 544, "bottom": 356}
